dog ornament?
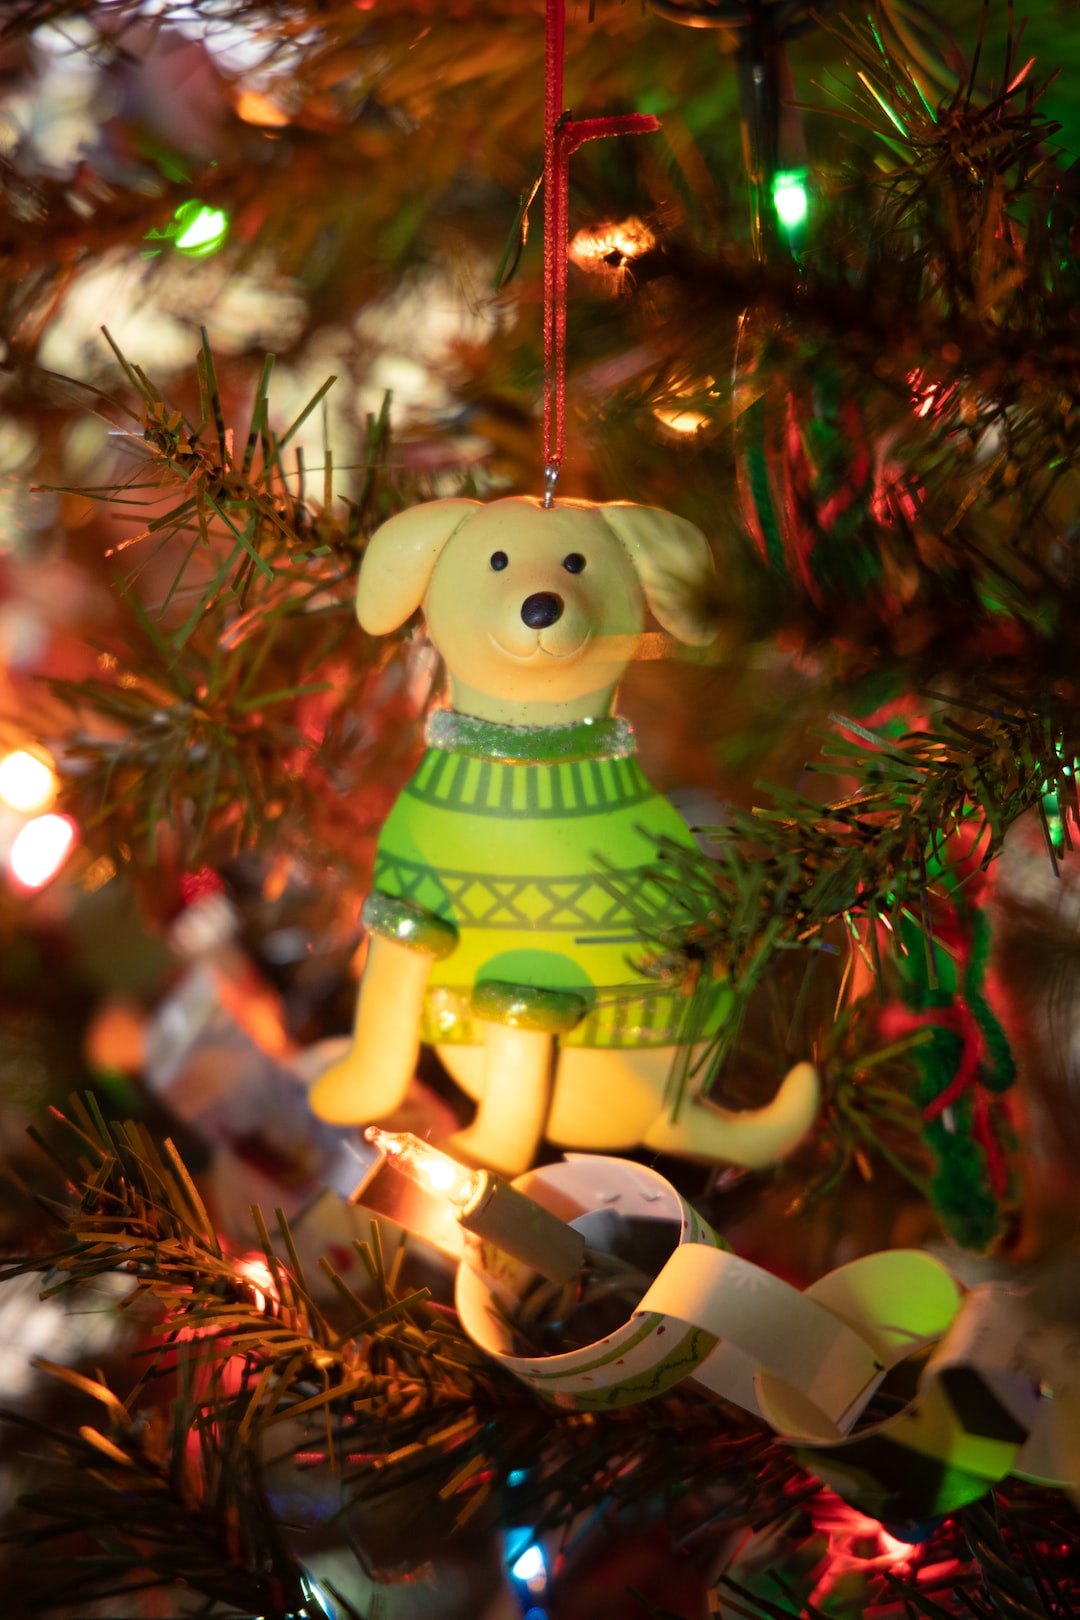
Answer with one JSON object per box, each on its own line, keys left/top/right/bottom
{"left": 311, "top": 496, "right": 818, "bottom": 1175}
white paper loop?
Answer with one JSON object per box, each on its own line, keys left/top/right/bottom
{"left": 638, "top": 1244, "right": 886, "bottom": 1431}
{"left": 456, "top": 1154, "right": 725, "bottom": 1409}
{"left": 452, "top": 1154, "right": 1063, "bottom": 1523}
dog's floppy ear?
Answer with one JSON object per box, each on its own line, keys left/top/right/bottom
{"left": 356, "top": 499, "right": 480, "bottom": 634}
{"left": 600, "top": 503, "right": 717, "bottom": 646}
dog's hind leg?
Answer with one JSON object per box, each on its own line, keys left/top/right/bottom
{"left": 451, "top": 1022, "right": 556, "bottom": 1175}
{"left": 450, "top": 981, "right": 589, "bottom": 1174}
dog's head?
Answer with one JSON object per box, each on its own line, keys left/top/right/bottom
{"left": 356, "top": 495, "right": 716, "bottom": 713}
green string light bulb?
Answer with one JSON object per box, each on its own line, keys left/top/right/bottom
{"left": 771, "top": 169, "right": 809, "bottom": 232}
{"left": 145, "top": 200, "right": 230, "bottom": 258}
{"left": 172, "top": 201, "right": 229, "bottom": 256}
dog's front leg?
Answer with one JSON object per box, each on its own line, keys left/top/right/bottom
{"left": 450, "top": 982, "right": 587, "bottom": 1175}
{"left": 310, "top": 897, "right": 457, "bottom": 1124}
{"left": 309, "top": 934, "right": 431, "bottom": 1123}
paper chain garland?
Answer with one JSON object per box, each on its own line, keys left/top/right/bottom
{"left": 454, "top": 1156, "right": 1078, "bottom": 1529}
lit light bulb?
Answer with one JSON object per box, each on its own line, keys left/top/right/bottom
{"left": 237, "top": 1254, "right": 277, "bottom": 1314}
{"left": 653, "top": 406, "right": 710, "bottom": 435}
{"left": 772, "top": 169, "right": 809, "bottom": 231}
{"left": 9, "top": 813, "right": 76, "bottom": 889}
{"left": 422, "top": 1157, "right": 461, "bottom": 1194}
{"left": 652, "top": 373, "right": 717, "bottom": 438}
{"left": 362, "top": 1127, "right": 586, "bottom": 1284}
{"left": 235, "top": 89, "right": 289, "bottom": 127}
{"left": 364, "top": 1127, "right": 484, "bottom": 1209}
{"left": 510, "top": 1542, "right": 546, "bottom": 1586}
{"left": 172, "top": 201, "right": 229, "bottom": 257}
{"left": 569, "top": 216, "right": 655, "bottom": 273}
{"left": 0, "top": 748, "right": 57, "bottom": 814}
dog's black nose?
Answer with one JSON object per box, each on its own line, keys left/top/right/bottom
{"left": 520, "top": 592, "right": 564, "bottom": 629}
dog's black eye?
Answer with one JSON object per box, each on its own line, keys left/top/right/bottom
{"left": 562, "top": 553, "right": 586, "bottom": 574}
{"left": 490, "top": 551, "right": 508, "bottom": 571}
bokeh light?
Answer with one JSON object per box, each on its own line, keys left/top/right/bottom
{"left": 772, "top": 169, "right": 809, "bottom": 230}
{"left": 653, "top": 406, "right": 710, "bottom": 435}
{"left": 569, "top": 217, "right": 655, "bottom": 272}
{"left": 173, "top": 201, "right": 230, "bottom": 256}
{"left": 143, "top": 200, "right": 230, "bottom": 260}
{"left": 511, "top": 1543, "right": 546, "bottom": 1585}
{"left": 9, "top": 813, "right": 76, "bottom": 890}
{"left": 237, "top": 1254, "right": 277, "bottom": 1314}
{"left": 0, "top": 748, "right": 57, "bottom": 814}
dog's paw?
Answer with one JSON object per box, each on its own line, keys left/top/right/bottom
{"left": 309, "top": 1057, "right": 407, "bottom": 1125}
{"left": 450, "top": 1123, "right": 532, "bottom": 1178}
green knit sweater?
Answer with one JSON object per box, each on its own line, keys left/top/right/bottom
{"left": 365, "top": 710, "right": 729, "bottom": 1049}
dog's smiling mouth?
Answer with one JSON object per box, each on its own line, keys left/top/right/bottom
{"left": 488, "top": 631, "right": 591, "bottom": 663}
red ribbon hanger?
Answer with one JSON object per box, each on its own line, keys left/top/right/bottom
{"left": 542, "top": 0, "right": 660, "bottom": 504}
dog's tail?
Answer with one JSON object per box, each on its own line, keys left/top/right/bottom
{"left": 644, "top": 1060, "right": 820, "bottom": 1167}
